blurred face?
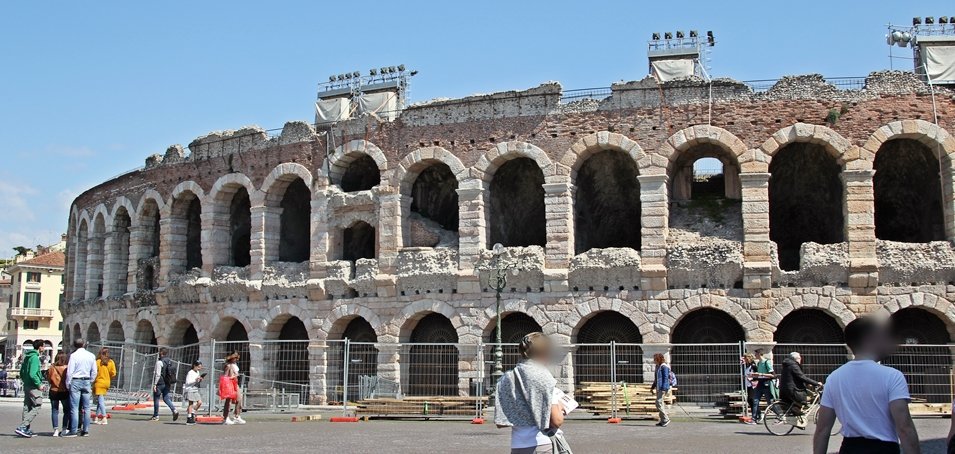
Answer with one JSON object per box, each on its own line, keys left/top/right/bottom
{"left": 873, "top": 322, "right": 898, "bottom": 360}
{"left": 794, "top": 355, "right": 802, "bottom": 364}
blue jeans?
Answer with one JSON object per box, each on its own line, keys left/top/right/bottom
{"left": 69, "top": 379, "right": 92, "bottom": 434}
{"left": 95, "top": 394, "right": 107, "bottom": 417}
{"left": 50, "top": 391, "right": 72, "bottom": 431}
{"left": 153, "top": 382, "right": 176, "bottom": 417}
{"left": 753, "top": 384, "right": 771, "bottom": 420}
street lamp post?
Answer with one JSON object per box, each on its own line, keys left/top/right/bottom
{"left": 489, "top": 243, "right": 510, "bottom": 400}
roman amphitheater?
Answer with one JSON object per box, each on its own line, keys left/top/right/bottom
{"left": 61, "top": 70, "right": 955, "bottom": 404}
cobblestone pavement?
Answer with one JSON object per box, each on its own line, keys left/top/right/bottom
{"left": 0, "top": 401, "right": 950, "bottom": 453}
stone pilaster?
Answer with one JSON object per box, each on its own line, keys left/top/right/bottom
{"left": 740, "top": 172, "right": 772, "bottom": 289}
{"left": 641, "top": 344, "right": 670, "bottom": 384}
{"left": 456, "top": 179, "right": 486, "bottom": 294}
{"left": 85, "top": 233, "right": 104, "bottom": 300}
{"left": 308, "top": 342, "right": 329, "bottom": 404}
{"left": 201, "top": 208, "right": 229, "bottom": 275}
{"left": 843, "top": 169, "right": 878, "bottom": 290}
{"left": 376, "top": 335, "right": 401, "bottom": 393}
{"left": 376, "top": 188, "right": 400, "bottom": 297}
{"left": 102, "top": 231, "right": 118, "bottom": 297}
{"left": 249, "top": 205, "right": 275, "bottom": 280}
{"left": 638, "top": 174, "right": 668, "bottom": 291}
{"left": 309, "top": 190, "right": 331, "bottom": 278}
{"left": 127, "top": 224, "right": 148, "bottom": 292}
{"left": 543, "top": 179, "right": 573, "bottom": 292}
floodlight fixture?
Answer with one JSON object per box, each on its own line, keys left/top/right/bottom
{"left": 651, "top": 32, "right": 661, "bottom": 40}
{"left": 913, "top": 17, "right": 922, "bottom": 25}
{"left": 925, "top": 16, "right": 934, "bottom": 24}
{"left": 370, "top": 68, "right": 378, "bottom": 76}
{"left": 398, "top": 64, "right": 406, "bottom": 71}
{"left": 329, "top": 76, "right": 336, "bottom": 82}
{"left": 380, "top": 67, "right": 388, "bottom": 74}
{"left": 707, "top": 31, "right": 715, "bottom": 46}
{"left": 939, "top": 16, "right": 949, "bottom": 24}
{"left": 409, "top": 70, "right": 418, "bottom": 76}
{"left": 389, "top": 66, "right": 397, "bottom": 73}
{"left": 352, "top": 71, "right": 360, "bottom": 78}
{"left": 689, "top": 30, "right": 698, "bottom": 38}
{"left": 676, "top": 31, "right": 685, "bottom": 39}
{"left": 664, "top": 32, "right": 672, "bottom": 39}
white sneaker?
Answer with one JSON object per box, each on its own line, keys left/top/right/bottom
{"left": 234, "top": 416, "right": 246, "bottom": 425}
{"left": 102, "top": 418, "right": 108, "bottom": 425}
{"left": 52, "top": 429, "right": 60, "bottom": 437}
{"left": 224, "top": 417, "right": 236, "bottom": 425}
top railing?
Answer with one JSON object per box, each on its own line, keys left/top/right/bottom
{"left": 559, "top": 76, "right": 868, "bottom": 103}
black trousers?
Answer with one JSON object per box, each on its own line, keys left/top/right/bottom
{"left": 839, "top": 437, "right": 900, "bottom": 454}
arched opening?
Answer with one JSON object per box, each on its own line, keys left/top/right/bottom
{"left": 671, "top": 308, "right": 745, "bottom": 403}
{"left": 885, "top": 307, "right": 952, "bottom": 402}
{"left": 769, "top": 143, "right": 844, "bottom": 271}
{"left": 274, "top": 317, "right": 310, "bottom": 401}
{"left": 773, "top": 309, "right": 847, "bottom": 384}
{"left": 86, "top": 323, "right": 101, "bottom": 344}
{"left": 133, "top": 320, "right": 156, "bottom": 349}
{"left": 874, "top": 139, "right": 945, "bottom": 242}
{"left": 137, "top": 198, "right": 161, "bottom": 291}
{"left": 141, "top": 264, "right": 155, "bottom": 291}
{"left": 228, "top": 187, "right": 252, "bottom": 267}
{"left": 574, "top": 150, "right": 641, "bottom": 253}
{"left": 407, "top": 162, "right": 459, "bottom": 247}
{"left": 278, "top": 178, "right": 311, "bottom": 262}
{"left": 488, "top": 312, "right": 543, "bottom": 374}
{"left": 170, "top": 191, "right": 202, "bottom": 273}
{"left": 407, "top": 313, "right": 459, "bottom": 396}
{"left": 74, "top": 221, "right": 88, "bottom": 299}
{"left": 343, "top": 221, "right": 375, "bottom": 261}
{"left": 336, "top": 318, "right": 378, "bottom": 403}
{"left": 669, "top": 145, "right": 743, "bottom": 242}
{"left": 88, "top": 214, "right": 106, "bottom": 298}
{"left": 171, "top": 320, "right": 200, "bottom": 385}
{"left": 340, "top": 155, "right": 380, "bottom": 192}
{"left": 574, "top": 311, "right": 643, "bottom": 385}
{"left": 107, "top": 321, "right": 125, "bottom": 343}
{"left": 488, "top": 158, "right": 545, "bottom": 248}
{"left": 72, "top": 323, "right": 82, "bottom": 342}
{"left": 110, "top": 207, "right": 131, "bottom": 296}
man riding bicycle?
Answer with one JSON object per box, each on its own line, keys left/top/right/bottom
{"left": 779, "top": 352, "right": 821, "bottom": 429}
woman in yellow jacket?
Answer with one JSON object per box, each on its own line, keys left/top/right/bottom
{"left": 93, "top": 348, "right": 117, "bottom": 425}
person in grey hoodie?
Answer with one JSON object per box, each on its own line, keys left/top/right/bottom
{"left": 495, "top": 332, "right": 566, "bottom": 454}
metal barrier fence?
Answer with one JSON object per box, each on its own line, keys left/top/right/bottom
{"left": 78, "top": 340, "right": 955, "bottom": 417}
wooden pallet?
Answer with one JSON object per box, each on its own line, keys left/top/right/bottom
{"left": 356, "top": 396, "right": 487, "bottom": 417}
{"left": 909, "top": 402, "right": 951, "bottom": 416}
{"left": 575, "top": 382, "right": 676, "bottom": 419}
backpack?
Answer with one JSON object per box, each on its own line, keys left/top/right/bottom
{"left": 668, "top": 369, "right": 678, "bottom": 388}
{"left": 161, "top": 357, "right": 177, "bottom": 386}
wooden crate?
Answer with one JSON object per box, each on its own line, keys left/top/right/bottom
{"left": 575, "top": 382, "right": 676, "bottom": 419}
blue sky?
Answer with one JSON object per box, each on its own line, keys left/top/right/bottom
{"left": 0, "top": 1, "right": 950, "bottom": 255}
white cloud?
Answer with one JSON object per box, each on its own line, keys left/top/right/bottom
{"left": 57, "top": 188, "right": 79, "bottom": 211}
{"left": 0, "top": 180, "right": 37, "bottom": 221}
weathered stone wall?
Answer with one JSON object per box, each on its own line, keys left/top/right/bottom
{"left": 61, "top": 70, "right": 955, "bottom": 402}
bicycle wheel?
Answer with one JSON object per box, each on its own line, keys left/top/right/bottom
{"left": 812, "top": 406, "right": 841, "bottom": 436}
{"left": 764, "top": 402, "right": 796, "bottom": 436}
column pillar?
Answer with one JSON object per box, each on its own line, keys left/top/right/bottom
{"left": 638, "top": 174, "right": 668, "bottom": 291}
{"left": 102, "top": 231, "right": 117, "bottom": 297}
{"left": 543, "top": 179, "right": 573, "bottom": 292}
{"left": 308, "top": 341, "right": 329, "bottom": 404}
{"left": 307, "top": 189, "right": 330, "bottom": 300}
{"left": 641, "top": 344, "right": 671, "bottom": 384}
{"left": 741, "top": 172, "right": 772, "bottom": 289}
{"left": 376, "top": 335, "right": 401, "bottom": 394}
{"left": 249, "top": 205, "right": 275, "bottom": 280}
{"left": 456, "top": 179, "right": 486, "bottom": 294}
{"left": 85, "top": 233, "right": 104, "bottom": 300}
{"left": 376, "top": 187, "right": 400, "bottom": 298}
{"left": 843, "top": 169, "right": 878, "bottom": 291}
{"left": 127, "top": 224, "right": 148, "bottom": 293}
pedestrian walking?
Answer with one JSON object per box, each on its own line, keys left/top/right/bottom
{"left": 13, "top": 373, "right": 22, "bottom": 398}
{"left": 218, "top": 351, "right": 245, "bottom": 425}
{"left": 183, "top": 361, "right": 204, "bottom": 425}
{"left": 13, "top": 339, "right": 45, "bottom": 438}
{"left": 93, "top": 347, "right": 117, "bottom": 425}
{"left": 150, "top": 347, "right": 180, "bottom": 422}
{"left": 751, "top": 349, "right": 776, "bottom": 422}
{"left": 813, "top": 317, "right": 920, "bottom": 454}
{"left": 741, "top": 353, "right": 758, "bottom": 424}
{"left": 64, "top": 338, "right": 97, "bottom": 438}
{"left": 650, "top": 353, "right": 672, "bottom": 427}
{"left": 494, "top": 332, "right": 568, "bottom": 454}
{"left": 0, "top": 365, "right": 8, "bottom": 397}
{"left": 47, "top": 351, "right": 72, "bottom": 437}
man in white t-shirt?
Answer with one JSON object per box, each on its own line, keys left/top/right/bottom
{"left": 813, "top": 317, "right": 919, "bottom": 454}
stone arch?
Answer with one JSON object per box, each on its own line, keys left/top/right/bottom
{"left": 106, "top": 320, "right": 125, "bottom": 343}
{"left": 664, "top": 125, "right": 746, "bottom": 201}
{"left": 136, "top": 189, "right": 167, "bottom": 221}
{"left": 168, "top": 317, "right": 203, "bottom": 345}
{"left": 86, "top": 322, "right": 101, "bottom": 344}
{"left": 264, "top": 304, "right": 317, "bottom": 340}
{"left": 866, "top": 121, "right": 955, "bottom": 241}
{"left": 91, "top": 204, "right": 110, "bottom": 228}
{"left": 767, "top": 127, "right": 846, "bottom": 271}
{"left": 72, "top": 323, "right": 82, "bottom": 342}
{"left": 773, "top": 308, "right": 846, "bottom": 343}
{"left": 760, "top": 123, "right": 851, "bottom": 164}
{"left": 558, "top": 131, "right": 649, "bottom": 176}
{"left": 670, "top": 306, "right": 747, "bottom": 403}
{"left": 481, "top": 146, "right": 550, "bottom": 247}
{"left": 210, "top": 314, "right": 253, "bottom": 341}
{"left": 768, "top": 294, "right": 855, "bottom": 331}
{"left": 573, "top": 310, "right": 644, "bottom": 385}
{"left": 326, "top": 140, "right": 388, "bottom": 190}
{"left": 878, "top": 293, "right": 955, "bottom": 341}
{"left": 262, "top": 164, "right": 313, "bottom": 264}
{"left": 210, "top": 315, "right": 251, "bottom": 376}
{"left": 321, "top": 304, "right": 385, "bottom": 340}
{"left": 392, "top": 300, "right": 466, "bottom": 341}
{"left": 167, "top": 184, "right": 204, "bottom": 274}
{"left": 882, "top": 304, "right": 954, "bottom": 403}
{"left": 568, "top": 299, "right": 656, "bottom": 341}
{"left": 573, "top": 148, "right": 642, "bottom": 253}
{"left": 405, "top": 312, "right": 460, "bottom": 396}
{"left": 394, "top": 147, "right": 466, "bottom": 248}
{"left": 133, "top": 319, "right": 158, "bottom": 346}
{"left": 110, "top": 197, "right": 136, "bottom": 224}
{"left": 664, "top": 295, "right": 756, "bottom": 339}
{"left": 207, "top": 173, "right": 256, "bottom": 268}
{"left": 86, "top": 211, "right": 107, "bottom": 299}
{"left": 134, "top": 193, "right": 162, "bottom": 290}
{"left": 107, "top": 204, "right": 132, "bottom": 297}
{"left": 266, "top": 314, "right": 311, "bottom": 399}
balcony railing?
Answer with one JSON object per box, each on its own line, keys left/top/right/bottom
{"left": 8, "top": 307, "right": 55, "bottom": 319}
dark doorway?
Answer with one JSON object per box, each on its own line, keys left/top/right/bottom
{"left": 488, "top": 158, "right": 545, "bottom": 247}
{"left": 574, "top": 151, "right": 641, "bottom": 253}
{"left": 279, "top": 179, "right": 311, "bottom": 262}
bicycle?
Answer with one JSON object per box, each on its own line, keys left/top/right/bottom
{"left": 763, "top": 386, "right": 841, "bottom": 436}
